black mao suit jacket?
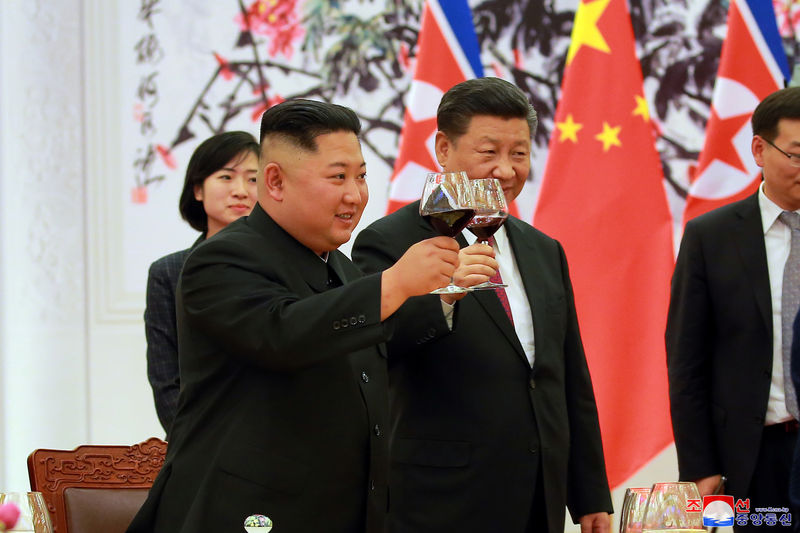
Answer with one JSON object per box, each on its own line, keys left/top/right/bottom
{"left": 352, "top": 201, "right": 612, "bottom": 533}
{"left": 127, "top": 204, "right": 390, "bottom": 533}
{"left": 667, "top": 192, "right": 775, "bottom": 499}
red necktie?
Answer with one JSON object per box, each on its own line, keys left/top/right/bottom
{"left": 488, "top": 236, "right": 514, "bottom": 325}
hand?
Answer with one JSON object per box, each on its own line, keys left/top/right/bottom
{"left": 441, "top": 243, "right": 498, "bottom": 305}
{"left": 579, "top": 512, "right": 610, "bottom": 533}
{"left": 381, "top": 237, "right": 459, "bottom": 319}
{"left": 694, "top": 474, "right": 723, "bottom": 497}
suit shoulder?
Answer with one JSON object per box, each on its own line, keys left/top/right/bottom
{"left": 360, "top": 202, "right": 420, "bottom": 235}
{"left": 513, "top": 217, "right": 562, "bottom": 248}
{"left": 149, "top": 247, "right": 193, "bottom": 277}
{"left": 684, "top": 194, "right": 756, "bottom": 232}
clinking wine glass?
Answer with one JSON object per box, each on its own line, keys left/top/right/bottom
{"left": 419, "top": 171, "right": 476, "bottom": 294}
{"left": 466, "top": 178, "right": 508, "bottom": 290}
{"left": 641, "top": 482, "right": 704, "bottom": 533}
{"left": 0, "top": 492, "right": 53, "bottom": 533}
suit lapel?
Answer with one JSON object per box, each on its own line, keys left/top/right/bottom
{"left": 733, "top": 193, "right": 771, "bottom": 332}
{"left": 246, "top": 203, "right": 330, "bottom": 293}
{"left": 468, "top": 219, "right": 528, "bottom": 362}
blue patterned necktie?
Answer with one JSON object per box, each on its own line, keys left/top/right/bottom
{"left": 779, "top": 210, "right": 800, "bottom": 420}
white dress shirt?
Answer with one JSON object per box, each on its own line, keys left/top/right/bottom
{"left": 759, "top": 182, "right": 796, "bottom": 424}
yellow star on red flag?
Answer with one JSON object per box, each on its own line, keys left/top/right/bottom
{"left": 633, "top": 95, "right": 650, "bottom": 122}
{"left": 556, "top": 114, "right": 583, "bottom": 143}
{"left": 595, "top": 122, "right": 621, "bottom": 151}
{"left": 566, "top": 0, "right": 612, "bottom": 65}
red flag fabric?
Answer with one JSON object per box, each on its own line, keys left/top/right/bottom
{"left": 533, "top": 0, "right": 675, "bottom": 488}
{"left": 682, "top": 0, "right": 789, "bottom": 223}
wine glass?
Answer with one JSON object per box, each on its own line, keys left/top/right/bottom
{"left": 0, "top": 492, "right": 53, "bottom": 533}
{"left": 419, "top": 171, "right": 476, "bottom": 294}
{"left": 466, "top": 178, "right": 509, "bottom": 290}
{"left": 619, "top": 487, "right": 651, "bottom": 533}
{"left": 641, "top": 482, "right": 704, "bottom": 533}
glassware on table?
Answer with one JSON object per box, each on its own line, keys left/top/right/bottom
{"left": 641, "top": 482, "right": 704, "bottom": 533}
{"left": 466, "top": 178, "right": 509, "bottom": 290}
{"left": 619, "top": 487, "right": 651, "bottom": 533}
{"left": 0, "top": 492, "right": 53, "bottom": 533}
{"left": 419, "top": 171, "right": 476, "bottom": 294}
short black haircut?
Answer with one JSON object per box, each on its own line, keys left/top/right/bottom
{"left": 437, "top": 77, "right": 538, "bottom": 141}
{"left": 752, "top": 86, "right": 800, "bottom": 141}
{"left": 178, "top": 131, "right": 259, "bottom": 233}
{"left": 259, "top": 99, "right": 361, "bottom": 151}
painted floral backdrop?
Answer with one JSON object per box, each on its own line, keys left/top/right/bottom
{"left": 121, "top": 0, "right": 800, "bottom": 288}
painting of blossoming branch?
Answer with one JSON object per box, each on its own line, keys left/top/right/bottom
{"left": 121, "top": 0, "right": 800, "bottom": 288}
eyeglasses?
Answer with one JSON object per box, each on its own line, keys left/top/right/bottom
{"left": 763, "top": 138, "right": 800, "bottom": 168}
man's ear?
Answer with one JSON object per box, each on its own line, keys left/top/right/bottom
{"left": 752, "top": 136, "right": 766, "bottom": 168}
{"left": 434, "top": 131, "right": 452, "bottom": 170}
{"left": 194, "top": 184, "right": 204, "bottom": 202}
{"left": 263, "top": 162, "right": 284, "bottom": 201}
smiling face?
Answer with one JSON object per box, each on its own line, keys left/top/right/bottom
{"left": 435, "top": 114, "right": 531, "bottom": 204}
{"left": 194, "top": 150, "right": 258, "bottom": 237}
{"left": 753, "top": 118, "right": 800, "bottom": 211}
{"left": 260, "top": 130, "right": 368, "bottom": 254}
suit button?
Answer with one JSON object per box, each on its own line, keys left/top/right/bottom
{"left": 529, "top": 447, "right": 538, "bottom": 454}
{"left": 529, "top": 378, "right": 536, "bottom": 390}
{"left": 370, "top": 479, "right": 375, "bottom": 491}
{"left": 358, "top": 314, "right": 366, "bottom": 324}
{"left": 361, "top": 371, "right": 369, "bottom": 383}
{"left": 427, "top": 327, "right": 436, "bottom": 336}
{"left": 333, "top": 320, "right": 340, "bottom": 330}
{"left": 350, "top": 316, "right": 358, "bottom": 326}
{"left": 374, "top": 424, "right": 382, "bottom": 436}
{"left": 341, "top": 318, "right": 348, "bottom": 328}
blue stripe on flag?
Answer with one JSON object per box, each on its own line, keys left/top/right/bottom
{"left": 744, "top": 0, "right": 791, "bottom": 83}
{"left": 437, "top": 0, "right": 484, "bottom": 77}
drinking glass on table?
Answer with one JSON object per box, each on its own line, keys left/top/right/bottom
{"left": 641, "top": 482, "right": 703, "bottom": 533}
{"left": 466, "top": 178, "right": 508, "bottom": 290}
{"left": 419, "top": 171, "right": 476, "bottom": 294}
{"left": 0, "top": 492, "right": 53, "bottom": 533}
{"left": 619, "top": 487, "right": 651, "bottom": 533}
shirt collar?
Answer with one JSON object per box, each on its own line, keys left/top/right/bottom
{"left": 760, "top": 181, "right": 794, "bottom": 234}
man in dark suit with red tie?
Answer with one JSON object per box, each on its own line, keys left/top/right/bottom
{"left": 667, "top": 87, "right": 800, "bottom": 531}
{"left": 127, "top": 99, "right": 461, "bottom": 533}
{"left": 353, "top": 77, "right": 612, "bottom": 533}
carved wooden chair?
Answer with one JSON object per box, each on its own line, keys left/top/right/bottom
{"left": 27, "top": 437, "right": 167, "bottom": 533}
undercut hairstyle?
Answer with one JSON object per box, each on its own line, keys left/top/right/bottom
{"left": 178, "top": 130, "right": 259, "bottom": 233}
{"left": 752, "top": 86, "right": 800, "bottom": 141}
{"left": 437, "top": 77, "right": 538, "bottom": 141}
{"left": 259, "top": 99, "right": 361, "bottom": 152}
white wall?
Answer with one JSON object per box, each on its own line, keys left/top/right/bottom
{"left": 0, "top": 1, "right": 679, "bottom": 525}
{"left": 0, "top": 0, "right": 162, "bottom": 492}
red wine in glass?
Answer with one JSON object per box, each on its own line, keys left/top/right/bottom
{"left": 424, "top": 208, "right": 476, "bottom": 238}
{"left": 467, "top": 214, "right": 507, "bottom": 241}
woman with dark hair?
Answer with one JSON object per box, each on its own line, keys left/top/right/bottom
{"left": 145, "top": 131, "right": 259, "bottom": 435}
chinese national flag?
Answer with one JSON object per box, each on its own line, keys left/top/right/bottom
{"left": 534, "top": 0, "right": 674, "bottom": 488}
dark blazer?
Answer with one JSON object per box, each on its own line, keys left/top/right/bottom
{"left": 666, "top": 192, "right": 773, "bottom": 499}
{"left": 352, "top": 201, "right": 612, "bottom": 533}
{"left": 128, "top": 204, "right": 390, "bottom": 533}
{"left": 144, "top": 235, "right": 203, "bottom": 434}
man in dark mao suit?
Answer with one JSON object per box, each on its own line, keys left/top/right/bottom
{"left": 353, "top": 77, "right": 612, "bottom": 533}
{"left": 126, "top": 99, "right": 460, "bottom": 533}
{"left": 667, "top": 87, "right": 800, "bottom": 530}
